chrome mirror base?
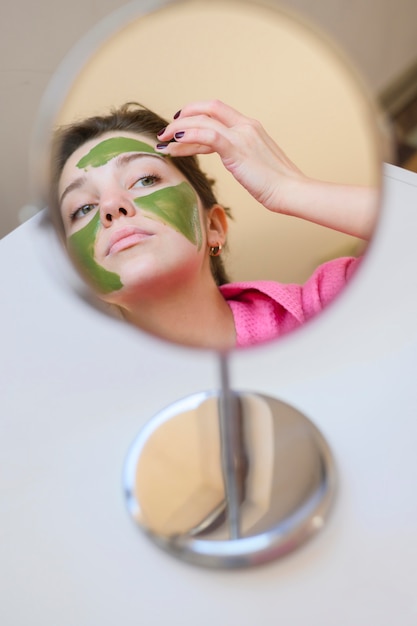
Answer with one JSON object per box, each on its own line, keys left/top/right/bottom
{"left": 123, "top": 391, "right": 336, "bottom": 569}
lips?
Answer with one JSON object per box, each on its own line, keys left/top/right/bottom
{"left": 106, "top": 226, "right": 153, "bottom": 256}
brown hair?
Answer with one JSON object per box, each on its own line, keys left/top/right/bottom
{"left": 49, "top": 102, "right": 231, "bottom": 285}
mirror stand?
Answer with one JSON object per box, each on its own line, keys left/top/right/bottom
{"left": 123, "top": 354, "right": 337, "bottom": 568}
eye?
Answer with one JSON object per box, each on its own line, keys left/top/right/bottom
{"left": 69, "top": 204, "right": 97, "bottom": 221}
{"left": 132, "top": 174, "right": 161, "bottom": 189}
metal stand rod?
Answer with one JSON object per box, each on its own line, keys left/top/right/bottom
{"left": 218, "top": 353, "right": 243, "bottom": 539}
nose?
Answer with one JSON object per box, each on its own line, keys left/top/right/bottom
{"left": 99, "top": 190, "right": 136, "bottom": 227}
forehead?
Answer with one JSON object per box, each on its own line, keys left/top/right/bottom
{"left": 58, "top": 131, "right": 167, "bottom": 200}
{"left": 63, "top": 131, "right": 159, "bottom": 172}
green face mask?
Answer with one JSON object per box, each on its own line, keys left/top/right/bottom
{"left": 68, "top": 138, "right": 203, "bottom": 294}
{"left": 134, "top": 182, "right": 202, "bottom": 250}
{"left": 76, "top": 137, "right": 160, "bottom": 169}
{"left": 68, "top": 211, "right": 123, "bottom": 294}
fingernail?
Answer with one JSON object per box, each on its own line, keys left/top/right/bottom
{"left": 174, "top": 131, "right": 185, "bottom": 139}
{"left": 173, "top": 109, "right": 181, "bottom": 119}
{"left": 156, "top": 142, "right": 169, "bottom": 149}
{"left": 157, "top": 127, "right": 166, "bottom": 137}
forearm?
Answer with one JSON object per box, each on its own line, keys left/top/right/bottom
{"left": 276, "top": 177, "right": 380, "bottom": 240}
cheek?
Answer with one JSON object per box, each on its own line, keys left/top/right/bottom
{"left": 67, "top": 212, "right": 123, "bottom": 294}
{"left": 134, "top": 182, "right": 203, "bottom": 249}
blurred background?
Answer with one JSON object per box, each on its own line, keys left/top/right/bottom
{"left": 1, "top": 0, "right": 417, "bottom": 240}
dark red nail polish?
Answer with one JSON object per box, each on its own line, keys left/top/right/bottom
{"left": 156, "top": 142, "right": 169, "bottom": 149}
{"left": 173, "top": 110, "right": 181, "bottom": 119}
{"left": 157, "top": 127, "right": 166, "bottom": 137}
{"left": 174, "top": 131, "right": 185, "bottom": 139}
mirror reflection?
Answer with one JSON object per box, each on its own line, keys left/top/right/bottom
{"left": 41, "top": 0, "right": 383, "bottom": 350}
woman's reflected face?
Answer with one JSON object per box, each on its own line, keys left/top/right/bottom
{"left": 58, "top": 131, "right": 210, "bottom": 302}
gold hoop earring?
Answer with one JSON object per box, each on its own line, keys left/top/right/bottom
{"left": 208, "top": 243, "right": 222, "bottom": 257}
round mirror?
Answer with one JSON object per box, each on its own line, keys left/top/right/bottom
{"left": 33, "top": 0, "right": 384, "bottom": 352}
{"left": 31, "top": 0, "right": 387, "bottom": 569}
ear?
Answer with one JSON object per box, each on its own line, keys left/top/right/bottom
{"left": 205, "top": 204, "right": 228, "bottom": 246}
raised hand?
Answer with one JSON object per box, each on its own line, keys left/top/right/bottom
{"left": 155, "top": 99, "right": 306, "bottom": 214}
{"left": 156, "top": 100, "right": 379, "bottom": 240}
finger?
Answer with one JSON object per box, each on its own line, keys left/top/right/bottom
{"left": 157, "top": 114, "right": 220, "bottom": 140}
{"left": 155, "top": 141, "right": 213, "bottom": 157}
{"left": 171, "top": 99, "right": 246, "bottom": 128}
{"left": 157, "top": 117, "right": 234, "bottom": 154}
{"left": 158, "top": 113, "right": 230, "bottom": 139}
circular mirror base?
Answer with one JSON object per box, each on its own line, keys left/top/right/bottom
{"left": 123, "top": 391, "right": 336, "bottom": 569}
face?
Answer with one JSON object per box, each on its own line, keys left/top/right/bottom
{"left": 58, "top": 132, "right": 212, "bottom": 305}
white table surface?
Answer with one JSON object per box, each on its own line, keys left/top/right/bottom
{"left": 1, "top": 163, "right": 417, "bottom": 625}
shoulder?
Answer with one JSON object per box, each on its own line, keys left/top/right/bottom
{"left": 220, "top": 256, "right": 358, "bottom": 309}
{"left": 300, "top": 256, "right": 360, "bottom": 316}
{"left": 220, "top": 256, "right": 360, "bottom": 347}
{"left": 219, "top": 279, "right": 305, "bottom": 347}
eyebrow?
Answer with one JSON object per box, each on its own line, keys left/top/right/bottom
{"left": 59, "top": 152, "right": 165, "bottom": 206}
{"left": 59, "top": 175, "right": 87, "bottom": 206}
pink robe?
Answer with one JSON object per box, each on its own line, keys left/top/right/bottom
{"left": 219, "top": 257, "right": 359, "bottom": 347}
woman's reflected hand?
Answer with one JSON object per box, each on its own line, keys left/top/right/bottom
{"left": 156, "top": 99, "right": 378, "bottom": 240}
{"left": 156, "top": 99, "right": 306, "bottom": 213}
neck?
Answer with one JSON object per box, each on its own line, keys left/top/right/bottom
{"left": 119, "top": 279, "right": 236, "bottom": 350}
